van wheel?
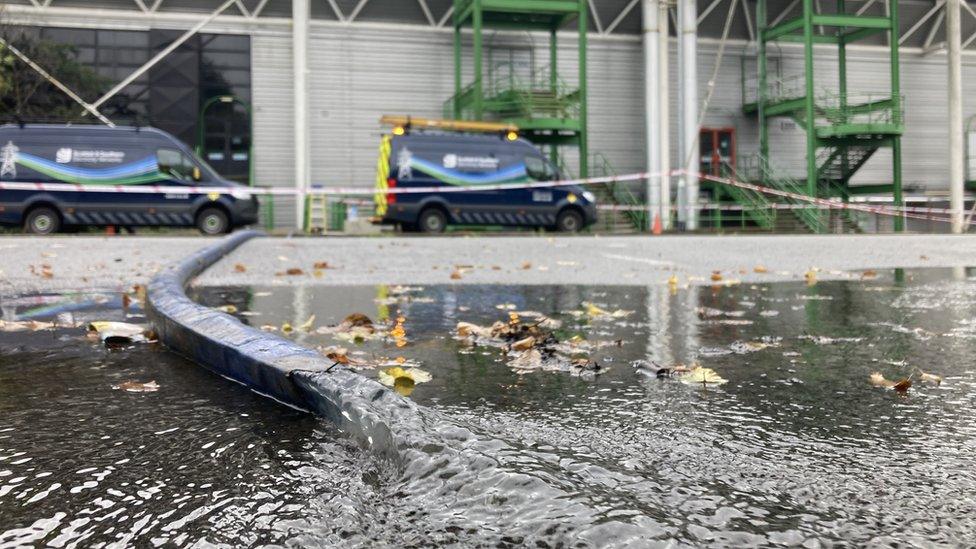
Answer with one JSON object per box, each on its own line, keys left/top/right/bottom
{"left": 555, "top": 209, "right": 583, "bottom": 233}
{"left": 197, "top": 208, "right": 229, "bottom": 235}
{"left": 418, "top": 208, "right": 447, "bottom": 234}
{"left": 25, "top": 207, "right": 61, "bottom": 235}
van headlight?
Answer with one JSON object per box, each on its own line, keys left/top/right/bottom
{"left": 230, "top": 189, "right": 252, "bottom": 200}
{"left": 582, "top": 191, "right": 596, "bottom": 204}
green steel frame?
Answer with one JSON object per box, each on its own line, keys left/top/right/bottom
{"left": 450, "top": 0, "right": 588, "bottom": 177}
{"left": 751, "top": 0, "right": 904, "bottom": 232}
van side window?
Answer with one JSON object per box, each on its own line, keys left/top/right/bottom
{"left": 157, "top": 148, "right": 199, "bottom": 182}
{"left": 525, "top": 155, "right": 556, "bottom": 181}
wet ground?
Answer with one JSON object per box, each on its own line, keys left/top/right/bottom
{"left": 3, "top": 269, "right": 976, "bottom": 546}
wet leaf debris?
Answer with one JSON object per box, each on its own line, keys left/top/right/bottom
{"left": 455, "top": 311, "right": 611, "bottom": 378}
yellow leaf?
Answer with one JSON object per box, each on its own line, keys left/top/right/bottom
{"left": 298, "top": 315, "right": 316, "bottom": 332}
{"left": 678, "top": 366, "right": 728, "bottom": 386}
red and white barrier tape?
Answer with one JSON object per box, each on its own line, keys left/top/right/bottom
{"left": 0, "top": 170, "right": 967, "bottom": 225}
{"left": 0, "top": 171, "right": 655, "bottom": 197}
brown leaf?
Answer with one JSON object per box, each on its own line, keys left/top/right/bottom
{"left": 754, "top": 265, "right": 768, "bottom": 273}
{"left": 234, "top": 263, "right": 247, "bottom": 273}
{"left": 450, "top": 270, "right": 463, "bottom": 280}
{"left": 286, "top": 268, "right": 304, "bottom": 276}
{"left": 339, "top": 313, "right": 375, "bottom": 333}
{"left": 710, "top": 271, "right": 723, "bottom": 282}
{"left": 521, "top": 261, "right": 532, "bottom": 270}
{"left": 313, "top": 261, "right": 330, "bottom": 269}
{"left": 511, "top": 336, "right": 536, "bottom": 351}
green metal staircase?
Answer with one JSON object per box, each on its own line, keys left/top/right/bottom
{"left": 448, "top": 0, "right": 589, "bottom": 176}
{"left": 725, "top": 0, "right": 905, "bottom": 233}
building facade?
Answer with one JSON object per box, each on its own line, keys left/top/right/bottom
{"left": 4, "top": 0, "right": 976, "bottom": 228}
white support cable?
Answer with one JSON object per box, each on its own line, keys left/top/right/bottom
{"left": 741, "top": 0, "right": 755, "bottom": 42}
{"left": 606, "top": 0, "right": 640, "bottom": 34}
{"left": 770, "top": 0, "right": 799, "bottom": 26}
{"left": 42, "top": 0, "right": 53, "bottom": 6}
{"left": 234, "top": 0, "right": 251, "bottom": 18}
{"left": 0, "top": 37, "right": 114, "bottom": 126}
{"left": 27, "top": 0, "right": 42, "bottom": 7}
{"left": 150, "top": 0, "right": 165, "bottom": 12}
{"left": 326, "top": 0, "right": 346, "bottom": 22}
{"left": 437, "top": 5, "right": 454, "bottom": 27}
{"left": 252, "top": 0, "right": 271, "bottom": 18}
{"left": 924, "top": 10, "right": 946, "bottom": 48}
{"left": 855, "top": 0, "right": 879, "bottom": 15}
{"left": 698, "top": 0, "right": 728, "bottom": 25}
{"left": 87, "top": 0, "right": 237, "bottom": 113}
{"left": 133, "top": 0, "right": 150, "bottom": 14}
{"left": 682, "top": 0, "right": 737, "bottom": 183}
{"left": 587, "top": 0, "right": 605, "bottom": 34}
{"left": 901, "top": 1, "right": 946, "bottom": 45}
{"left": 347, "top": 0, "right": 371, "bottom": 23}
{"left": 417, "top": 0, "right": 436, "bottom": 26}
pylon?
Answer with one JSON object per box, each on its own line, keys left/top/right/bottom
{"left": 652, "top": 214, "right": 663, "bottom": 235}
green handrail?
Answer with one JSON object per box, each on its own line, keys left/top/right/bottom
{"left": 744, "top": 154, "right": 827, "bottom": 233}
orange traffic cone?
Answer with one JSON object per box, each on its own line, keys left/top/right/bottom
{"left": 652, "top": 214, "right": 663, "bottom": 235}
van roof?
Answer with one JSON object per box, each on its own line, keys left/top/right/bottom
{"left": 0, "top": 124, "right": 175, "bottom": 140}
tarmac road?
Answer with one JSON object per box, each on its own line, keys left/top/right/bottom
{"left": 3, "top": 233, "right": 976, "bottom": 295}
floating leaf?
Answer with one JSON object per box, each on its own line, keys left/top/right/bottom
{"left": 678, "top": 366, "right": 728, "bottom": 386}
{"left": 281, "top": 322, "right": 294, "bottom": 334}
{"left": 113, "top": 380, "right": 159, "bottom": 393}
{"left": 1, "top": 319, "right": 56, "bottom": 332}
{"left": 297, "top": 315, "right": 316, "bottom": 332}
{"left": 511, "top": 336, "right": 536, "bottom": 351}
{"left": 216, "top": 304, "right": 238, "bottom": 314}
{"left": 918, "top": 371, "right": 943, "bottom": 385}
{"left": 378, "top": 367, "right": 432, "bottom": 396}
{"left": 869, "top": 372, "right": 912, "bottom": 392}
{"left": 88, "top": 321, "right": 148, "bottom": 346}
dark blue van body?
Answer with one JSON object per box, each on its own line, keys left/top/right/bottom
{"left": 0, "top": 124, "right": 258, "bottom": 234}
{"left": 377, "top": 132, "right": 597, "bottom": 232}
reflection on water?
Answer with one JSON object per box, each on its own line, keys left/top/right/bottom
{"left": 4, "top": 269, "right": 976, "bottom": 546}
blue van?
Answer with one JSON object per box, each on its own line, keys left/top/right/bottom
{"left": 374, "top": 130, "right": 597, "bottom": 233}
{"left": 0, "top": 124, "right": 258, "bottom": 234}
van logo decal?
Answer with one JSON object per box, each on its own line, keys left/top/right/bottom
{"left": 0, "top": 141, "right": 18, "bottom": 178}
{"left": 397, "top": 147, "right": 413, "bottom": 180}
{"left": 56, "top": 148, "right": 73, "bottom": 164}
{"left": 443, "top": 154, "right": 499, "bottom": 170}
{"left": 442, "top": 154, "right": 458, "bottom": 169}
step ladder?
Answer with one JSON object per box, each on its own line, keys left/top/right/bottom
{"left": 305, "top": 193, "right": 328, "bottom": 234}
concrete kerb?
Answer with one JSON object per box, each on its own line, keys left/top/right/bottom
{"left": 145, "top": 230, "right": 417, "bottom": 459}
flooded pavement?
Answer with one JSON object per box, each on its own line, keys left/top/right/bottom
{"left": 4, "top": 269, "right": 976, "bottom": 546}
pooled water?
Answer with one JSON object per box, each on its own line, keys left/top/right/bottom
{"left": 3, "top": 268, "right": 976, "bottom": 546}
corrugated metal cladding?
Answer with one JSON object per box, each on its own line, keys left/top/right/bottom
{"left": 26, "top": 18, "right": 964, "bottom": 226}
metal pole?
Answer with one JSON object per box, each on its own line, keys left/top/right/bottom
{"left": 579, "top": 0, "right": 589, "bottom": 178}
{"left": 948, "top": 0, "right": 965, "bottom": 233}
{"left": 293, "top": 0, "right": 310, "bottom": 230}
{"left": 643, "top": 0, "right": 661, "bottom": 231}
{"left": 453, "top": 20, "right": 462, "bottom": 119}
{"left": 473, "top": 0, "right": 483, "bottom": 119}
{"left": 659, "top": 0, "right": 671, "bottom": 229}
{"left": 680, "top": 0, "right": 699, "bottom": 230}
{"left": 802, "top": 0, "right": 817, "bottom": 199}
{"left": 890, "top": 0, "right": 904, "bottom": 231}
{"left": 759, "top": 0, "right": 769, "bottom": 174}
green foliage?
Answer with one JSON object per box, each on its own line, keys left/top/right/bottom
{"left": 0, "top": 29, "right": 109, "bottom": 123}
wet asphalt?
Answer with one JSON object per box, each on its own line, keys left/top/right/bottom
{"left": 3, "top": 233, "right": 976, "bottom": 294}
